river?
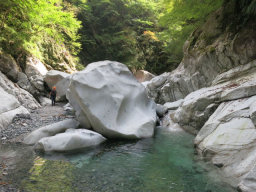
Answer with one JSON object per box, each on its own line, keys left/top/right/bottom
{"left": 0, "top": 127, "right": 235, "bottom": 192}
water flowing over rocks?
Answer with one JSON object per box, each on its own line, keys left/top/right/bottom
{"left": 35, "top": 129, "right": 106, "bottom": 152}
{"left": 67, "top": 61, "right": 157, "bottom": 139}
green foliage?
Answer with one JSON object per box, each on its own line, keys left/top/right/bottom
{"left": 158, "top": 0, "right": 224, "bottom": 65}
{"left": 0, "top": 0, "right": 81, "bottom": 70}
{"left": 67, "top": 0, "right": 172, "bottom": 74}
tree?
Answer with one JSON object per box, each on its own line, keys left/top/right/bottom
{"left": 0, "top": 0, "right": 81, "bottom": 70}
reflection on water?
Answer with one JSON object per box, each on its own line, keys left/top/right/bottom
{"left": 1, "top": 128, "right": 235, "bottom": 192}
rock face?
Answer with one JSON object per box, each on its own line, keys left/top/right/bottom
{"left": 194, "top": 96, "right": 256, "bottom": 190}
{"left": 44, "top": 70, "right": 70, "bottom": 101}
{"left": 0, "top": 87, "right": 30, "bottom": 130}
{"left": 145, "top": 3, "right": 256, "bottom": 104}
{"left": 134, "top": 70, "right": 155, "bottom": 82}
{"left": 0, "top": 71, "right": 40, "bottom": 110}
{"left": 173, "top": 61, "right": 256, "bottom": 133}
{"left": 0, "top": 52, "right": 21, "bottom": 82}
{"left": 35, "top": 129, "right": 106, "bottom": 152}
{"left": 23, "top": 119, "right": 79, "bottom": 145}
{"left": 67, "top": 61, "right": 156, "bottom": 139}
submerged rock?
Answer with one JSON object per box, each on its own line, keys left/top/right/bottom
{"left": 67, "top": 61, "right": 156, "bottom": 139}
{"left": 24, "top": 119, "right": 79, "bottom": 145}
{"left": 35, "top": 129, "right": 106, "bottom": 152}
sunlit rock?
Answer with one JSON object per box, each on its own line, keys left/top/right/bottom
{"left": 134, "top": 70, "right": 155, "bottom": 82}
{"left": 67, "top": 61, "right": 156, "bottom": 139}
{"left": 35, "top": 129, "right": 106, "bottom": 152}
{"left": 156, "top": 104, "right": 168, "bottom": 117}
{"left": 0, "top": 86, "right": 30, "bottom": 130}
{"left": 0, "top": 71, "right": 40, "bottom": 109}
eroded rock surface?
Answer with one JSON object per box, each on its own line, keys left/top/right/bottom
{"left": 0, "top": 87, "right": 30, "bottom": 130}
{"left": 173, "top": 66, "right": 256, "bottom": 133}
{"left": 23, "top": 119, "right": 79, "bottom": 145}
{"left": 35, "top": 129, "right": 106, "bottom": 152}
{"left": 194, "top": 96, "right": 256, "bottom": 190}
{"left": 67, "top": 61, "right": 156, "bottom": 139}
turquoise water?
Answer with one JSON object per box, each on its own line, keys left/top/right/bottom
{"left": 1, "top": 128, "right": 234, "bottom": 192}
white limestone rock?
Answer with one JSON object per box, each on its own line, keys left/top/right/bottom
{"left": 24, "top": 57, "right": 48, "bottom": 92}
{"left": 0, "top": 106, "right": 30, "bottom": 130}
{"left": 156, "top": 104, "right": 168, "bottom": 117}
{"left": 25, "top": 57, "right": 48, "bottom": 77}
{"left": 63, "top": 103, "right": 75, "bottom": 115}
{"left": 55, "top": 75, "right": 71, "bottom": 101}
{"left": 0, "top": 86, "right": 30, "bottom": 130}
{"left": 249, "top": 101, "right": 256, "bottom": 127}
{"left": 67, "top": 61, "right": 156, "bottom": 139}
{"left": 194, "top": 96, "right": 256, "bottom": 189}
{"left": 0, "top": 71, "right": 40, "bottom": 110}
{"left": 44, "top": 70, "right": 71, "bottom": 101}
{"left": 161, "top": 110, "right": 183, "bottom": 132}
{"left": 23, "top": 119, "right": 79, "bottom": 145}
{"left": 44, "top": 70, "right": 69, "bottom": 89}
{"left": 163, "top": 99, "right": 184, "bottom": 110}
{"left": 0, "top": 87, "right": 20, "bottom": 114}
{"left": 39, "top": 96, "right": 52, "bottom": 106}
{"left": 238, "top": 165, "right": 256, "bottom": 192}
{"left": 174, "top": 70, "right": 256, "bottom": 132}
{"left": 35, "top": 129, "right": 106, "bottom": 152}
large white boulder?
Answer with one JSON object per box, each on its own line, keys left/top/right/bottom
{"left": 23, "top": 119, "right": 79, "bottom": 145}
{"left": 35, "top": 129, "right": 106, "bottom": 152}
{"left": 44, "top": 70, "right": 71, "bottom": 101}
{"left": 44, "top": 70, "right": 69, "bottom": 89}
{"left": 67, "top": 61, "right": 156, "bottom": 139}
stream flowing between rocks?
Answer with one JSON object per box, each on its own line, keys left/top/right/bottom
{"left": 0, "top": 128, "right": 235, "bottom": 192}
